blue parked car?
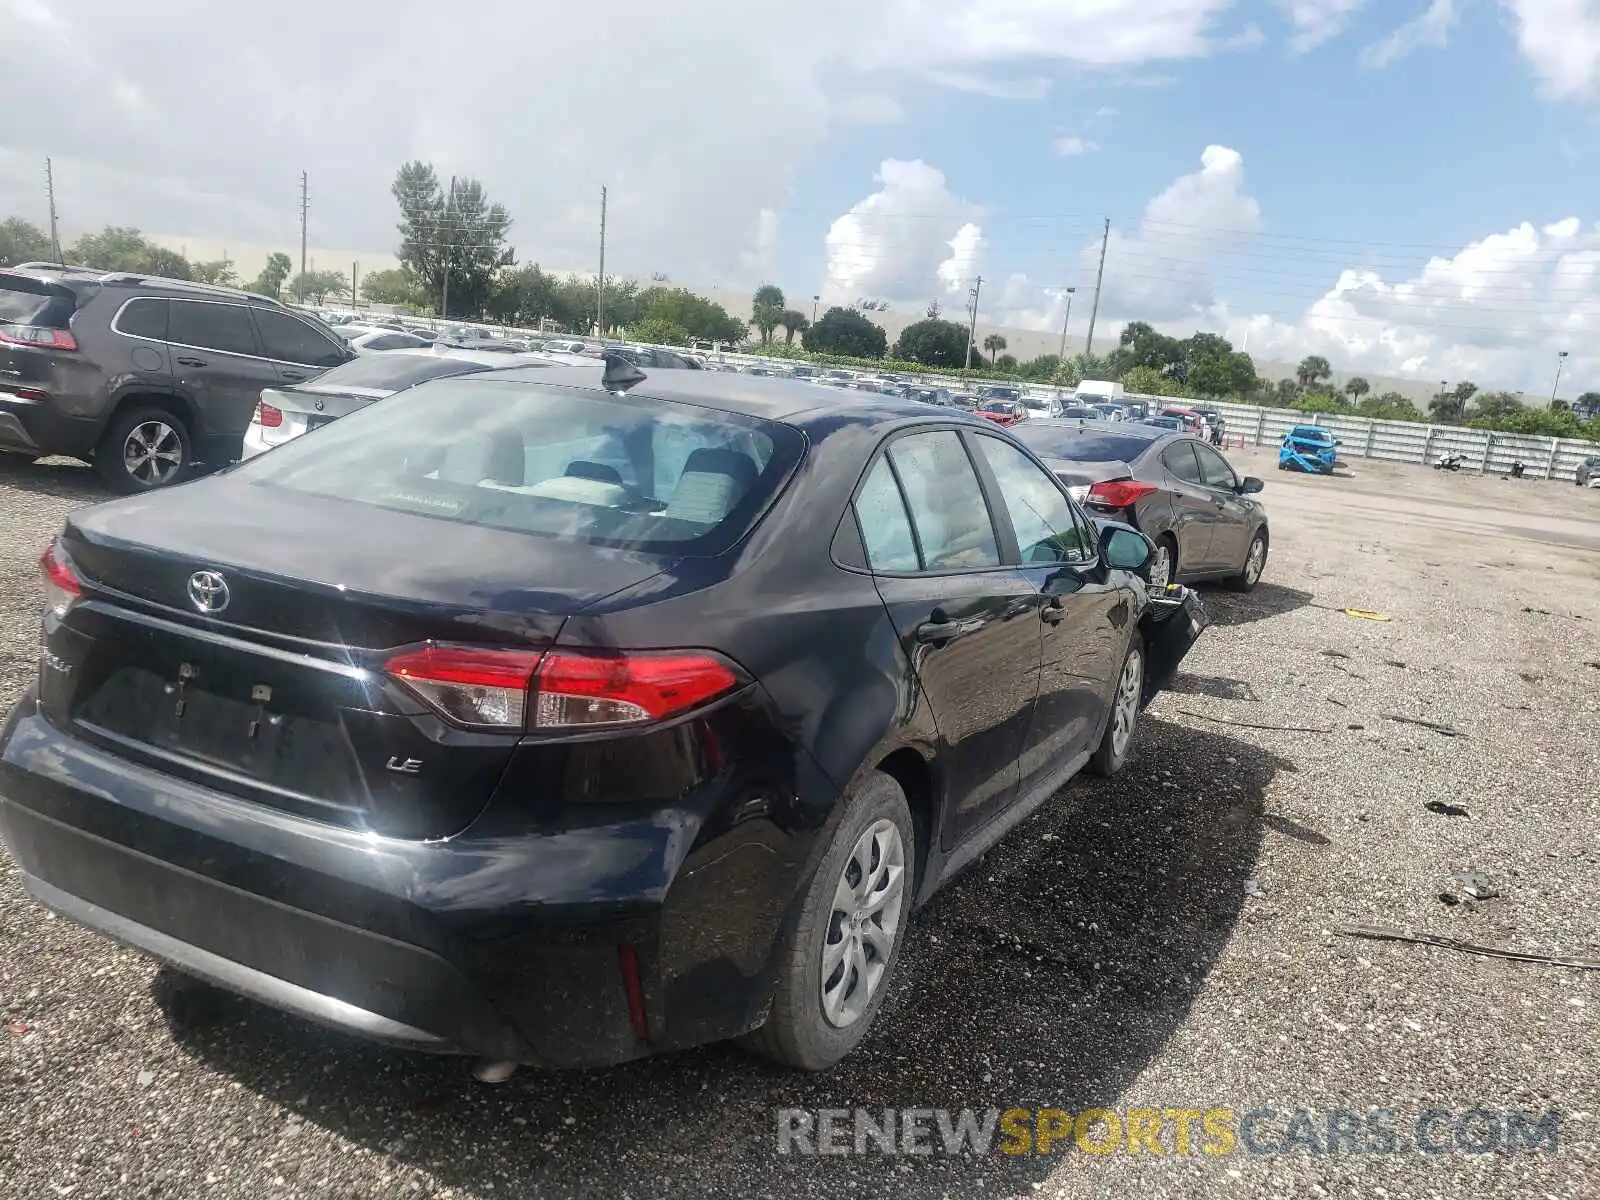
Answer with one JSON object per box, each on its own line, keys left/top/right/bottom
{"left": 1279, "top": 425, "right": 1339, "bottom": 474}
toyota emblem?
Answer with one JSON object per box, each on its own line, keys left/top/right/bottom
{"left": 187, "top": 570, "right": 230, "bottom": 614}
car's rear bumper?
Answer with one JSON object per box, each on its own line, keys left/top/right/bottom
{"left": 0, "top": 689, "right": 811, "bottom": 1067}
{"left": 0, "top": 396, "right": 100, "bottom": 457}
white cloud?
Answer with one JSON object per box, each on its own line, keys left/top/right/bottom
{"left": 823, "top": 160, "right": 983, "bottom": 305}
{"left": 1361, "top": 0, "right": 1458, "bottom": 69}
{"left": 0, "top": 0, "right": 1244, "bottom": 288}
{"left": 1216, "top": 218, "right": 1600, "bottom": 391}
{"left": 1500, "top": 0, "right": 1600, "bottom": 99}
{"left": 927, "top": 71, "right": 1052, "bottom": 100}
{"left": 1278, "top": 0, "right": 1369, "bottom": 52}
{"left": 1087, "top": 144, "right": 1262, "bottom": 322}
{"left": 1054, "top": 136, "right": 1103, "bottom": 155}
{"left": 1094, "top": 105, "right": 1121, "bottom": 118}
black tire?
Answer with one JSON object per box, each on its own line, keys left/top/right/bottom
{"left": 1087, "top": 637, "right": 1145, "bottom": 777}
{"left": 744, "top": 771, "right": 915, "bottom": 1071}
{"left": 1150, "top": 532, "right": 1179, "bottom": 589}
{"left": 95, "top": 406, "right": 192, "bottom": 494}
{"left": 1226, "top": 528, "right": 1269, "bottom": 592}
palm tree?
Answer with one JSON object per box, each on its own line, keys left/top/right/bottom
{"left": 983, "top": 334, "right": 1007, "bottom": 364}
{"left": 779, "top": 310, "right": 809, "bottom": 345}
{"left": 1344, "top": 376, "right": 1370, "bottom": 403}
{"left": 1296, "top": 355, "right": 1332, "bottom": 388}
{"left": 751, "top": 284, "right": 785, "bottom": 347}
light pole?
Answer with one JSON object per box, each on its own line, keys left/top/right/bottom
{"left": 1055, "top": 287, "right": 1077, "bottom": 362}
{"left": 964, "top": 277, "right": 983, "bottom": 370}
{"left": 1551, "top": 350, "right": 1569, "bottom": 406}
{"left": 812, "top": 295, "right": 819, "bottom": 324}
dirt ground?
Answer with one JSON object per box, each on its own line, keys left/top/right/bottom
{"left": 1, "top": 452, "right": 1597, "bottom": 1200}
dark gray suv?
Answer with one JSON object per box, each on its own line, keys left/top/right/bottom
{"left": 0, "top": 266, "right": 354, "bottom": 492}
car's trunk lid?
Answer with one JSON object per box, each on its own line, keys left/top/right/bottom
{"left": 42, "top": 481, "right": 674, "bottom": 838}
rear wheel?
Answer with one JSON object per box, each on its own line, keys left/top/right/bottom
{"left": 1149, "top": 533, "right": 1178, "bottom": 589}
{"left": 95, "top": 406, "right": 191, "bottom": 494}
{"left": 1088, "top": 639, "right": 1144, "bottom": 777}
{"left": 744, "top": 771, "right": 914, "bottom": 1071}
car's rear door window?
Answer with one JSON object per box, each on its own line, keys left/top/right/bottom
{"left": 234, "top": 378, "right": 803, "bottom": 556}
{"left": 0, "top": 274, "right": 77, "bottom": 329}
{"left": 852, "top": 457, "right": 920, "bottom": 572}
{"left": 1162, "top": 441, "right": 1204, "bottom": 484}
{"left": 886, "top": 430, "right": 999, "bottom": 570}
{"left": 169, "top": 300, "right": 259, "bottom": 357}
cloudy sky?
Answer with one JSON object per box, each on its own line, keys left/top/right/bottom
{"left": 4, "top": 0, "right": 1600, "bottom": 393}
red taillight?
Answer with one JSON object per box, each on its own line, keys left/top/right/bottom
{"left": 533, "top": 650, "right": 740, "bottom": 730}
{"left": 386, "top": 645, "right": 544, "bottom": 728}
{"left": 39, "top": 537, "right": 83, "bottom": 617}
{"left": 1087, "top": 479, "right": 1159, "bottom": 509}
{"left": 383, "top": 644, "right": 741, "bottom": 731}
{"left": 0, "top": 326, "right": 77, "bottom": 351}
{"left": 256, "top": 403, "right": 284, "bottom": 428}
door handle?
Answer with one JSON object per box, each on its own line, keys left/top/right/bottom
{"left": 915, "top": 619, "right": 965, "bottom": 644}
{"left": 174, "top": 356, "right": 207, "bottom": 367}
{"left": 279, "top": 370, "right": 308, "bottom": 381}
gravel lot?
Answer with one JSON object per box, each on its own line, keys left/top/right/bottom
{"left": 2, "top": 450, "right": 1597, "bottom": 1200}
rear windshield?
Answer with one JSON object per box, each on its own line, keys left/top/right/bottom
{"left": 1013, "top": 425, "right": 1157, "bottom": 461}
{"left": 236, "top": 378, "right": 804, "bottom": 555}
{"left": 980, "top": 386, "right": 1021, "bottom": 400}
{"left": 302, "top": 353, "right": 491, "bottom": 391}
{"left": 0, "top": 274, "right": 77, "bottom": 327}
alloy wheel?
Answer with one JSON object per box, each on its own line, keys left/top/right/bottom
{"left": 820, "top": 819, "right": 907, "bottom": 1028}
{"left": 1244, "top": 536, "right": 1267, "bottom": 585}
{"left": 1150, "top": 542, "right": 1174, "bottom": 589}
{"left": 1110, "top": 648, "right": 1144, "bottom": 761}
{"left": 122, "top": 420, "right": 184, "bottom": 486}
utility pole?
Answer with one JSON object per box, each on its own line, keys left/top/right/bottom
{"left": 812, "top": 294, "right": 820, "bottom": 324}
{"left": 1551, "top": 350, "right": 1569, "bottom": 406}
{"left": 298, "top": 171, "right": 309, "bottom": 304}
{"left": 44, "top": 157, "right": 62, "bottom": 264}
{"left": 1055, "top": 286, "right": 1077, "bottom": 361}
{"left": 351, "top": 261, "right": 359, "bottom": 309}
{"left": 596, "top": 186, "right": 608, "bottom": 338}
{"left": 964, "top": 276, "right": 983, "bottom": 370}
{"left": 441, "top": 175, "right": 456, "bottom": 320}
{"left": 1084, "top": 218, "right": 1110, "bottom": 357}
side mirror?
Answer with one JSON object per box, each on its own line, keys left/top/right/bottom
{"left": 1100, "top": 526, "right": 1154, "bottom": 573}
{"left": 1239, "top": 476, "right": 1265, "bottom": 494}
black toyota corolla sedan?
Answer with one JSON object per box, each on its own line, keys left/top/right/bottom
{"left": 0, "top": 367, "right": 1206, "bottom": 1075}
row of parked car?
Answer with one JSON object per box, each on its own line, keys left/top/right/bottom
{"left": 0, "top": 265, "right": 1272, "bottom": 1077}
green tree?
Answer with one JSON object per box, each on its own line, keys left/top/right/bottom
{"left": 0, "top": 217, "right": 53, "bottom": 267}
{"left": 1468, "top": 390, "right": 1522, "bottom": 420}
{"left": 982, "top": 333, "right": 1007, "bottom": 364}
{"left": 288, "top": 270, "right": 349, "bottom": 303}
{"left": 751, "top": 284, "right": 785, "bottom": 346}
{"left": 250, "top": 252, "right": 293, "bottom": 299}
{"left": 890, "top": 317, "right": 970, "bottom": 367}
{"left": 1274, "top": 377, "right": 1302, "bottom": 404}
{"left": 361, "top": 266, "right": 428, "bottom": 309}
{"left": 1115, "top": 321, "right": 1185, "bottom": 375}
{"left": 1122, "top": 365, "right": 1175, "bottom": 396}
{"left": 1344, "top": 376, "right": 1370, "bottom": 403}
{"left": 1428, "top": 391, "right": 1467, "bottom": 422}
{"left": 1018, "top": 354, "right": 1061, "bottom": 381}
{"left": 67, "top": 227, "right": 192, "bottom": 278}
{"left": 1051, "top": 357, "right": 1082, "bottom": 388}
{"left": 1295, "top": 355, "right": 1332, "bottom": 387}
{"left": 1452, "top": 381, "right": 1479, "bottom": 406}
{"left": 1574, "top": 390, "right": 1600, "bottom": 417}
{"left": 191, "top": 260, "right": 238, "bottom": 287}
{"left": 803, "top": 306, "right": 888, "bottom": 358}
{"left": 632, "top": 286, "right": 746, "bottom": 344}
{"left": 141, "top": 247, "right": 193, "bottom": 280}
{"left": 632, "top": 317, "right": 689, "bottom": 346}
{"left": 994, "top": 353, "right": 1018, "bottom": 372}
{"left": 392, "top": 161, "right": 514, "bottom": 318}
{"left": 778, "top": 309, "right": 809, "bottom": 345}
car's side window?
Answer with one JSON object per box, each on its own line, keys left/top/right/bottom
{"left": 116, "top": 297, "right": 168, "bottom": 341}
{"left": 886, "top": 431, "right": 1001, "bottom": 570}
{"left": 254, "top": 308, "right": 350, "bottom": 367}
{"left": 852, "top": 456, "right": 920, "bottom": 572}
{"left": 1162, "top": 442, "right": 1204, "bottom": 485}
{"left": 169, "top": 300, "right": 258, "bottom": 357}
{"left": 1193, "top": 442, "right": 1238, "bottom": 490}
{"left": 970, "top": 434, "right": 1090, "bottom": 564}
